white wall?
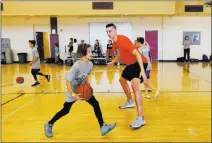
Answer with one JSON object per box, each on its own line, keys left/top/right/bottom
{"left": 2, "top": 17, "right": 50, "bottom": 61}
{"left": 2, "top": 16, "right": 211, "bottom": 62}
{"left": 89, "top": 22, "right": 133, "bottom": 53}
{"left": 163, "top": 16, "right": 211, "bottom": 60}
{"left": 58, "top": 17, "right": 163, "bottom": 60}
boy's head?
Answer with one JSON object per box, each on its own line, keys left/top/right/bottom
{"left": 54, "top": 43, "right": 58, "bottom": 48}
{"left": 106, "top": 23, "right": 117, "bottom": 40}
{"left": 77, "top": 44, "right": 92, "bottom": 60}
{"left": 74, "top": 39, "right": 77, "bottom": 43}
{"left": 185, "top": 36, "right": 189, "bottom": 40}
{"left": 28, "top": 40, "right": 36, "bottom": 48}
{"left": 136, "top": 37, "right": 144, "bottom": 48}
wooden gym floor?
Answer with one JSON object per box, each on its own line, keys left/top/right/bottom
{"left": 1, "top": 62, "right": 211, "bottom": 142}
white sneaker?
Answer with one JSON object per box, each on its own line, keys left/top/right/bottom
{"left": 130, "top": 116, "right": 145, "bottom": 129}
{"left": 154, "top": 89, "right": 160, "bottom": 99}
{"left": 119, "top": 101, "right": 135, "bottom": 109}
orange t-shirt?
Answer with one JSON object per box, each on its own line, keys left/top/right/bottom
{"left": 112, "top": 35, "right": 148, "bottom": 65}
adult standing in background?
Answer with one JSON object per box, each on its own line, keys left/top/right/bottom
{"left": 183, "top": 36, "right": 191, "bottom": 62}
{"left": 72, "top": 39, "right": 78, "bottom": 63}
{"left": 80, "top": 40, "right": 85, "bottom": 45}
{"left": 68, "top": 38, "right": 74, "bottom": 55}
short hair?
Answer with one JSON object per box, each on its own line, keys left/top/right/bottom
{"left": 54, "top": 43, "right": 59, "bottom": 47}
{"left": 77, "top": 44, "right": 91, "bottom": 57}
{"left": 74, "top": 39, "right": 77, "bottom": 43}
{"left": 185, "top": 36, "right": 189, "bottom": 40}
{"left": 106, "top": 23, "right": 116, "bottom": 29}
{"left": 28, "top": 40, "right": 36, "bottom": 46}
{"left": 137, "top": 37, "right": 144, "bottom": 44}
{"left": 70, "top": 38, "right": 73, "bottom": 40}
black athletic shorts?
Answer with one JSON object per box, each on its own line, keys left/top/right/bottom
{"left": 121, "top": 62, "right": 148, "bottom": 83}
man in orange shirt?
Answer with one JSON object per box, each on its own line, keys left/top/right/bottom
{"left": 106, "top": 23, "right": 148, "bottom": 129}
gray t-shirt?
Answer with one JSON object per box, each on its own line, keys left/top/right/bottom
{"left": 32, "top": 47, "right": 40, "bottom": 69}
{"left": 138, "top": 46, "right": 151, "bottom": 71}
{"left": 65, "top": 60, "right": 93, "bottom": 102}
{"left": 183, "top": 40, "right": 190, "bottom": 49}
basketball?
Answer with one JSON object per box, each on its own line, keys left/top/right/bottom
{"left": 76, "top": 83, "right": 93, "bottom": 101}
{"left": 16, "top": 77, "right": 24, "bottom": 84}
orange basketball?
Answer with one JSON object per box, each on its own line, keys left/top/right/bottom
{"left": 76, "top": 83, "right": 93, "bottom": 101}
{"left": 16, "top": 76, "right": 24, "bottom": 84}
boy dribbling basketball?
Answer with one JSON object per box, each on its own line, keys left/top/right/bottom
{"left": 44, "top": 44, "right": 116, "bottom": 138}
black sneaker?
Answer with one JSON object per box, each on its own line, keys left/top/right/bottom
{"left": 46, "top": 75, "right": 50, "bottom": 82}
{"left": 31, "top": 82, "right": 40, "bottom": 87}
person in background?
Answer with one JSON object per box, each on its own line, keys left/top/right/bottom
{"left": 54, "top": 43, "right": 59, "bottom": 64}
{"left": 28, "top": 40, "right": 50, "bottom": 87}
{"left": 68, "top": 38, "right": 73, "bottom": 56}
{"left": 183, "top": 36, "right": 191, "bottom": 62}
{"left": 136, "top": 37, "right": 160, "bottom": 99}
{"left": 105, "top": 40, "right": 114, "bottom": 63}
{"left": 93, "top": 39, "right": 102, "bottom": 57}
{"left": 72, "top": 39, "right": 78, "bottom": 63}
{"left": 80, "top": 40, "right": 85, "bottom": 45}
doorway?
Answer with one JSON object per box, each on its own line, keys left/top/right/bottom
{"left": 35, "top": 32, "right": 50, "bottom": 61}
{"left": 145, "top": 30, "right": 158, "bottom": 61}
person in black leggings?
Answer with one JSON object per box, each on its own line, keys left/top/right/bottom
{"left": 44, "top": 44, "right": 116, "bottom": 138}
{"left": 28, "top": 40, "right": 50, "bottom": 87}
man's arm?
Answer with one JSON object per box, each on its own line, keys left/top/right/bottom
{"left": 111, "top": 55, "right": 120, "bottom": 64}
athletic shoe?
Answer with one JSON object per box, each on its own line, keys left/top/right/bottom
{"left": 100, "top": 123, "right": 116, "bottom": 136}
{"left": 46, "top": 75, "right": 50, "bottom": 82}
{"left": 119, "top": 101, "right": 135, "bottom": 109}
{"left": 154, "top": 89, "right": 160, "bottom": 99}
{"left": 130, "top": 116, "right": 145, "bottom": 129}
{"left": 31, "top": 82, "right": 40, "bottom": 87}
{"left": 143, "top": 92, "right": 151, "bottom": 99}
{"left": 44, "top": 123, "right": 53, "bottom": 138}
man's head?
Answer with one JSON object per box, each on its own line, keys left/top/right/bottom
{"left": 185, "top": 36, "right": 189, "bottom": 40}
{"left": 135, "top": 37, "right": 144, "bottom": 48}
{"left": 28, "top": 40, "right": 36, "bottom": 48}
{"left": 106, "top": 23, "right": 117, "bottom": 40}
{"left": 70, "top": 38, "right": 73, "bottom": 41}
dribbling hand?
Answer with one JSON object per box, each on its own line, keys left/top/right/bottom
{"left": 72, "top": 93, "right": 84, "bottom": 101}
